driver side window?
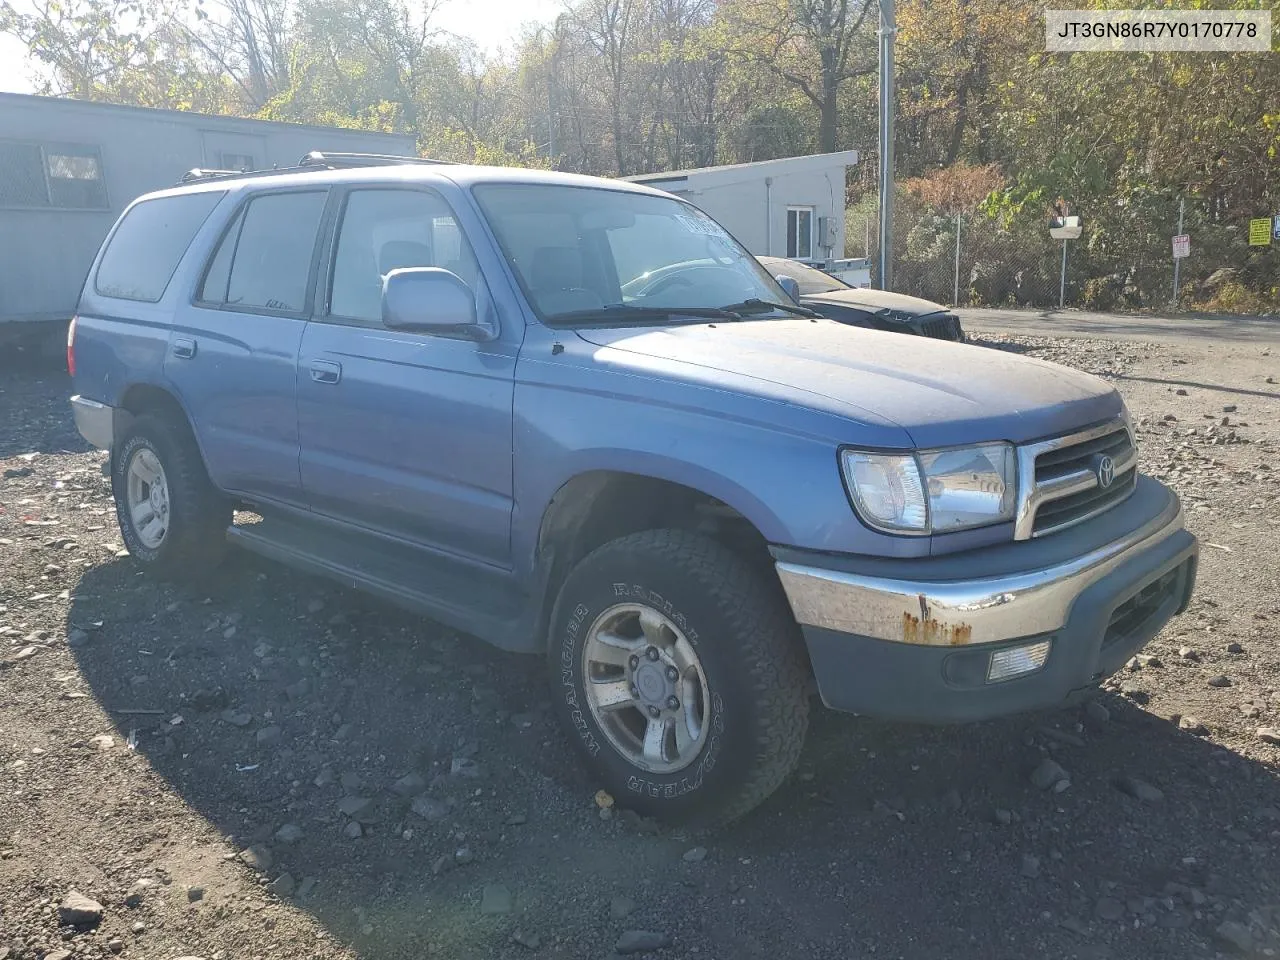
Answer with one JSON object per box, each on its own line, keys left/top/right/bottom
{"left": 329, "top": 188, "right": 480, "bottom": 324}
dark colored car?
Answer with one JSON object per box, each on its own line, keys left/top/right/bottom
{"left": 757, "top": 256, "right": 965, "bottom": 341}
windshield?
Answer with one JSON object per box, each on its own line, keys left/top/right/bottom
{"left": 758, "top": 257, "right": 849, "bottom": 295}
{"left": 473, "top": 183, "right": 790, "bottom": 323}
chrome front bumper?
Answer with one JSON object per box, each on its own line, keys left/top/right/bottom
{"left": 71, "top": 395, "right": 114, "bottom": 450}
{"left": 775, "top": 486, "right": 1189, "bottom": 648}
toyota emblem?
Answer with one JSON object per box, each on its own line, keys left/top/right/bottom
{"left": 1096, "top": 454, "right": 1115, "bottom": 489}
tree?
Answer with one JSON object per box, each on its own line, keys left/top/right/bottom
{"left": 572, "top": 0, "right": 637, "bottom": 174}
{"left": 0, "top": 0, "right": 233, "bottom": 110}
{"left": 187, "top": 0, "right": 293, "bottom": 109}
{"left": 721, "top": 0, "right": 876, "bottom": 153}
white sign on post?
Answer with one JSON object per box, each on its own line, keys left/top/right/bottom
{"left": 1049, "top": 215, "right": 1082, "bottom": 240}
{"left": 1172, "top": 234, "right": 1191, "bottom": 259}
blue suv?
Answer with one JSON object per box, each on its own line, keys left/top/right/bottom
{"left": 69, "top": 153, "right": 1198, "bottom": 825}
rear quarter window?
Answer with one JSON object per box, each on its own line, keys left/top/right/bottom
{"left": 94, "top": 191, "right": 224, "bottom": 302}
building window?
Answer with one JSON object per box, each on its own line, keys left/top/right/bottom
{"left": 221, "top": 152, "right": 255, "bottom": 172}
{"left": 0, "top": 139, "right": 108, "bottom": 209}
{"left": 786, "top": 206, "right": 814, "bottom": 260}
{"left": 0, "top": 141, "right": 48, "bottom": 207}
{"left": 47, "top": 145, "right": 108, "bottom": 208}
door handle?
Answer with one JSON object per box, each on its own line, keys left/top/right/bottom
{"left": 172, "top": 337, "right": 196, "bottom": 359}
{"left": 309, "top": 360, "right": 342, "bottom": 384}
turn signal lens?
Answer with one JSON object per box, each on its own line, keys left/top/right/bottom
{"left": 987, "top": 640, "right": 1052, "bottom": 683}
{"left": 839, "top": 451, "right": 928, "bottom": 534}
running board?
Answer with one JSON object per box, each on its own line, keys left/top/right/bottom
{"left": 226, "top": 515, "right": 538, "bottom": 653}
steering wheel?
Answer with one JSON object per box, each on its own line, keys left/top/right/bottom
{"left": 644, "top": 273, "right": 697, "bottom": 297}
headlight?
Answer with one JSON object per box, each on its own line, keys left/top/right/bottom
{"left": 840, "top": 442, "right": 1016, "bottom": 535}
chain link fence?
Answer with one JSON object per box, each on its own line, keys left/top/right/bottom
{"left": 846, "top": 191, "right": 1280, "bottom": 314}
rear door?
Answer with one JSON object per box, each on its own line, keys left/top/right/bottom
{"left": 295, "top": 184, "right": 518, "bottom": 567}
{"left": 165, "top": 187, "right": 329, "bottom": 504}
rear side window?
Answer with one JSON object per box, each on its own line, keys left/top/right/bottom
{"left": 94, "top": 192, "right": 224, "bottom": 302}
{"left": 198, "top": 191, "right": 327, "bottom": 314}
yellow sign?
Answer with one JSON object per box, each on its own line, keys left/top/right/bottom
{"left": 1249, "top": 218, "right": 1272, "bottom": 245}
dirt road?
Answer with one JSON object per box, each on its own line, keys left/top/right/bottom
{"left": 2, "top": 330, "right": 1278, "bottom": 960}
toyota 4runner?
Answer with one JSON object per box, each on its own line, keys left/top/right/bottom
{"left": 69, "top": 153, "right": 1198, "bottom": 825}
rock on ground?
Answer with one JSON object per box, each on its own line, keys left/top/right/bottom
{"left": 58, "top": 890, "right": 104, "bottom": 926}
{"left": 1114, "top": 776, "right": 1164, "bottom": 803}
{"left": 1030, "top": 759, "right": 1069, "bottom": 790}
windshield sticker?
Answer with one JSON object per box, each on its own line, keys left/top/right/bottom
{"left": 675, "top": 214, "right": 732, "bottom": 241}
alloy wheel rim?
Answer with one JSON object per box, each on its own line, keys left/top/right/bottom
{"left": 581, "top": 602, "right": 711, "bottom": 774}
{"left": 125, "top": 447, "right": 170, "bottom": 549}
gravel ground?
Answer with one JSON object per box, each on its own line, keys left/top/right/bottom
{"left": 2, "top": 332, "right": 1279, "bottom": 960}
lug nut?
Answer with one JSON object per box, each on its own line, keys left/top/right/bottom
{"left": 647, "top": 705, "right": 661, "bottom": 718}
{"left": 666, "top": 696, "right": 679, "bottom": 710}
{"left": 665, "top": 666, "right": 678, "bottom": 681}
{"left": 645, "top": 646, "right": 660, "bottom": 661}
{"left": 630, "top": 685, "right": 639, "bottom": 699}
{"left": 629, "top": 654, "right": 640, "bottom": 669}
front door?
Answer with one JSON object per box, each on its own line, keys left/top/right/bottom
{"left": 166, "top": 187, "right": 329, "bottom": 505}
{"left": 295, "top": 185, "right": 517, "bottom": 567}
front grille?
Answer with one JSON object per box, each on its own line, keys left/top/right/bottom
{"left": 919, "top": 314, "right": 963, "bottom": 341}
{"left": 1035, "top": 426, "right": 1132, "bottom": 477}
{"left": 1103, "top": 563, "right": 1185, "bottom": 648}
{"left": 1017, "top": 421, "right": 1138, "bottom": 539}
{"left": 1033, "top": 469, "right": 1136, "bottom": 534}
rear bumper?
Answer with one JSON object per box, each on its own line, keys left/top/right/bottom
{"left": 71, "top": 395, "right": 114, "bottom": 449}
{"left": 773, "top": 477, "right": 1197, "bottom": 723}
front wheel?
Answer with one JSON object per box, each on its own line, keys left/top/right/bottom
{"left": 547, "top": 529, "right": 810, "bottom": 827}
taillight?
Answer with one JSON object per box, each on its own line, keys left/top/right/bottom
{"left": 66, "top": 315, "right": 77, "bottom": 376}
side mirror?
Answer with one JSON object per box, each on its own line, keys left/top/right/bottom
{"left": 774, "top": 274, "right": 801, "bottom": 303}
{"left": 382, "top": 267, "right": 478, "bottom": 335}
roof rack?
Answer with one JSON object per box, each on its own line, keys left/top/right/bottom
{"left": 179, "top": 167, "right": 247, "bottom": 183}
{"left": 175, "top": 151, "right": 447, "bottom": 186}
{"left": 297, "top": 151, "right": 451, "bottom": 169}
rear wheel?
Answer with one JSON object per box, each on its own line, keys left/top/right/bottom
{"left": 548, "top": 529, "right": 810, "bottom": 826}
{"left": 112, "top": 414, "right": 230, "bottom": 575}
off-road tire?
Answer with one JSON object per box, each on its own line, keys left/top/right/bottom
{"left": 112, "top": 413, "right": 230, "bottom": 575}
{"left": 547, "top": 528, "right": 810, "bottom": 827}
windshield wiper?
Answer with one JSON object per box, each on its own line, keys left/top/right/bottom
{"left": 716, "top": 297, "right": 821, "bottom": 319}
{"left": 546, "top": 303, "right": 746, "bottom": 325}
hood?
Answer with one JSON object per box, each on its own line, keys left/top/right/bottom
{"left": 575, "top": 318, "right": 1121, "bottom": 448}
{"left": 803, "top": 287, "right": 948, "bottom": 317}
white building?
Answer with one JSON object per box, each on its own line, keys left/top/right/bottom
{"left": 626, "top": 150, "right": 859, "bottom": 265}
{"left": 0, "top": 93, "right": 415, "bottom": 353}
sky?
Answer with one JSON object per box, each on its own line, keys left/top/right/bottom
{"left": 0, "top": 0, "right": 564, "bottom": 96}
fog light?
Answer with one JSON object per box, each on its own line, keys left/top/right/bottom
{"left": 987, "top": 640, "right": 1052, "bottom": 683}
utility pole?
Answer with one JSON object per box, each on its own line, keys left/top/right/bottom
{"left": 1172, "top": 196, "right": 1185, "bottom": 306}
{"left": 547, "top": 68, "right": 557, "bottom": 162}
{"left": 953, "top": 213, "right": 961, "bottom": 305}
{"left": 546, "top": 15, "right": 567, "bottom": 166}
{"left": 877, "top": 0, "right": 897, "bottom": 291}
{"left": 1059, "top": 240, "right": 1067, "bottom": 308}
